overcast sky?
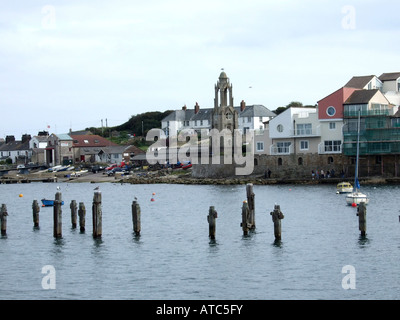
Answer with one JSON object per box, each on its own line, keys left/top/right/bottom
{"left": 1, "top": 0, "right": 399, "bottom": 138}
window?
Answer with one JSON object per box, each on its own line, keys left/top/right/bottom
{"left": 259, "top": 116, "right": 263, "bottom": 122}
{"left": 277, "top": 124, "right": 283, "bottom": 132}
{"left": 256, "top": 142, "right": 264, "bottom": 152}
{"left": 200, "top": 120, "right": 203, "bottom": 126}
{"left": 328, "top": 156, "right": 334, "bottom": 164}
{"left": 327, "top": 106, "right": 336, "bottom": 116}
{"left": 324, "top": 140, "right": 341, "bottom": 152}
{"left": 296, "top": 123, "right": 312, "bottom": 135}
{"left": 298, "top": 157, "right": 303, "bottom": 165}
{"left": 278, "top": 158, "right": 283, "bottom": 166}
{"left": 300, "top": 140, "right": 309, "bottom": 150}
{"left": 277, "top": 142, "right": 291, "bottom": 153}
{"left": 84, "top": 140, "right": 89, "bottom": 144}
{"left": 247, "top": 117, "right": 251, "bottom": 123}
{"left": 329, "top": 122, "right": 336, "bottom": 130}
{"left": 226, "top": 113, "right": 232, "bottom": 120}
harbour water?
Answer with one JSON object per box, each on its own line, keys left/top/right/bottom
{"left": 0, "top": 181, "right": 399, "bottom": 300}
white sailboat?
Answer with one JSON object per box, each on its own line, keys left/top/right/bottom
{"left": 345, "top": 107, "right": 369, "bottom": 206}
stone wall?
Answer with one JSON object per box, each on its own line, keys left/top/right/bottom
{"left": 191, "top": 153, "right": 400, "bottom": 179}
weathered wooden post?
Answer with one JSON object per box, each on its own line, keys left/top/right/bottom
{"left": 241, "top": 200, "right": 250, "bottom": 236}
{"left": 70, "top": 200, "right": 77, "bottom": 229}
{"left": 357, "top": 202, "right": 367, "bottom": 236}
{"left": 246, "top": 183, "right": 255, "bottom": 230}
{"left": 132, "top": 200, "right": 141, "bottom": 236}
{"left": 0, "top": 204, "right": 8, "bottom": 236}
{"left": 53, "top": 192, "right": 62, "bottom": 238}
{"left": 270, "top": 204, "right": 284, "bottom": 240}
{"left": 92, "top": 191, "right": 102, "bottom": 238}
{"left": 32, "top": 200, "right": 40, "bottom": 228}
{"left": 207, "top": 206, "right": 218, "bottom": 240}
{"left": 78, "top": 202, "right": 86, "bottom": 232}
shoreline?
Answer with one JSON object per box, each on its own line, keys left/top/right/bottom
{"left": 2, "top": 170, "right": 400, "bottom": 185}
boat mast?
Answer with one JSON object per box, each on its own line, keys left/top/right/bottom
{"left": 354, "top": 107, "right": 361, "bottom": 192}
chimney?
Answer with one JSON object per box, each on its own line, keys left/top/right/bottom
{"left": 21, "top": 134, "right": 31, "bottom": 143}
{"left": 194, "top": 102, "right": 200, "bottom": 114}
{"left": 182, "top": 105, "right": 187, "bottom": 111}
{"left": 240, "top": 100, "right": 246, "bottom": 112}
{"left": 5, "top": 135, "right": 15, "bottom": 144}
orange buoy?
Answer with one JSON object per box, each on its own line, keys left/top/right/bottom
{"left": 151, "top": 198, "right": 155, "bottom": 202}
{"left": 19, "top": 194, "right": 23, "bottom": 198}
{"left": 351, "top": 202, "right": 357, "bottom": 207}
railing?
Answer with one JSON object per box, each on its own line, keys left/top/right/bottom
{"left": 289, "top": 125, "right": 321, "bottom": 137}
{"left": 270, "top": 144, "right": 293, "bottom": 155}
{"left": 318, "top": 142, "right": 342, "bottom": 154}
{"left": 344, "top": 109, "right": 389, "bottom": 117}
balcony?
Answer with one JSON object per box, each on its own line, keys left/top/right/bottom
{"left": 318, "top": 142, "right": 342, "bottom": 154}
{"left": 270, "top": 144, "right": 293, "bottom": 155}
{"left": 289, "top": 125, "right": 321, "bottom": 137}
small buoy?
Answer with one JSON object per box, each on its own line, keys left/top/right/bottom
{"left": 19, "top": 194, "right": 23, "bottom": 198}
{"left": 151, "top": 198, "right": 155, "bottom": 202}
{"left": 289, "top": 188, "right": 292, "bottom": 191}
{"left": 42, "top": 204, "right": 45, "bottom": 207}
{"left": 351, "top": 202, "right": 357, "bottom": 207}
{"left": 152, "top": 192, "right": 156, "bottom": 195}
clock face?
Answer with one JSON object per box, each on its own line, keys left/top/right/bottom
{"left": 327, "top": 106, "right": 336, "bottom": 116}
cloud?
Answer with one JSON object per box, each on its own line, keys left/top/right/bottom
{"left": 0, "top": 0, "right": 399, "bottom": 137}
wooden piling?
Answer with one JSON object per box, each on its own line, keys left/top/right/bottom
{"left": 0, "top": 204, "right": 8, "bottom": 236}
{"left": 357, "top": 202, "right": 367, "bottom": 236}
{"left": 246, "top": 183, "right": 255, "bottom": 230}
{"left": 207, "top": 206, "right": 218, "bottom": 240}
{"left": 241, "top": 201, "right": 250, "bottom": 236}
{"left": 53, "top": 192, "right": 62, "bottom": 238}
{"left": 132, "top": 200, "right": 141, "bottom": 236}
{"left": 270, "top": 204, "right": 284, "bottom": 240}
{"left": 78, "top": 202, "right": 86, "bottom": 232}
{"left": 32, "top": 200, "right": 40, "bottom": 228}
{"left": 70, "top": 200, "right": 77, "bottom": 228}
{"left": 92, "top": 191, "right": 102, "bottom": 238}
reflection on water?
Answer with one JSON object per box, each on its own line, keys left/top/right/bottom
{"left": 0, "top": 182, "right": 399, "bottom": 299}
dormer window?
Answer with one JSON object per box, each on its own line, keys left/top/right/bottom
{"left": 84, "top": 140, "right": 89, "bottom": 144}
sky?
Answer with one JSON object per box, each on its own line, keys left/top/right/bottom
{"left": 1, "top": 0, "right": 400, "bottom": 139}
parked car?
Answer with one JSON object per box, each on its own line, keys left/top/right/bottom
{"left": 105, "top": 164, "right": 118, "bottom": 171}
{"left": 17, "top": 164, "right": 25, "bottom": 169}
{"left": 91, "top": 165, "right": 105, "bottom": 173}
{"left": 107, "top": 167, "right": 129, "bottom": 176}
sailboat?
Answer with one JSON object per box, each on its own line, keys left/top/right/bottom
{"left": 345, "top": 107, "right": 369, "bottom": 206}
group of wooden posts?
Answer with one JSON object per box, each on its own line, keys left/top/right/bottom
{"left": 0, "top": 183, "right": 368, "bottom": 240}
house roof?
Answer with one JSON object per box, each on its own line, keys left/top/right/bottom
{"left": 344, "top": 75, "right": 376, "bottom": 89}
{"left": 162, "top": 105, "right": 275, "bottom": 122}
{"left": 239, "top": 105, "right": 276, "bottom": 118}
{"left": 344, "top": 89, "right": 380, "bottom": 104}
{"left": 70, "top": 134, "right": 118, "bottom": 147}
{"left": 124, "top": 145, "right": 146, "bottom": 155}
{"left": 0, "top": 140, "right": 30, "bottom": 151}
{"left": 55, "top": 133, "right": 73, "bottom": 140}
{"left": 379, "top": 72, "right": 400, "bottom": 81}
